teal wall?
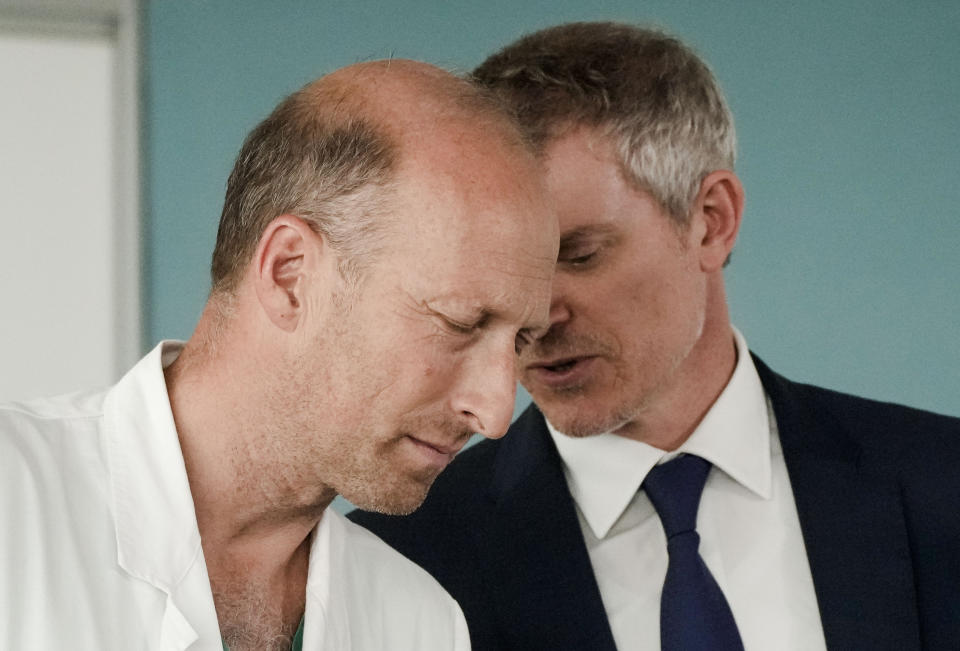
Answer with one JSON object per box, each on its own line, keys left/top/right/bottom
{"left": 145, "top": 1, "right": 960, "bottom": 417}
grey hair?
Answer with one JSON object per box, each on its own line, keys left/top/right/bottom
{"left": 472, "top": 21, "right": 736, "bottom": 224}
{"left": 210, "top": 84, "right": 398, "bottom": 296}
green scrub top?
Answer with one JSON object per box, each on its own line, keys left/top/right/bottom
{"left": 222, "top": 617, "right": 304, "bottom": 651}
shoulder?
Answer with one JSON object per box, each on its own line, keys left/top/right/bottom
{"left": 793, "top": 377, "right": 954, "bottom": 431}
{"left": 754, "top": 355, "right": 960, "bottom": 479}
{"left": 0, "top": 389, "right": 109, "bottom": 485}
{"left": 0, "top": 391, "right": 118, "bottom": 617}
{"left": 331, "top": 510, "right": 466, "bottom": 622}
{"left": 0, "top": 389, "right": 106, "bottom": 428}
{"left": 338, "top": 512, "right": 452, "bottom": 591}
{"left": 325, "top": 512, "right": 469, "bottom": 648}
{"left": 754, "top": 354, "right": 959, "bottom": 442}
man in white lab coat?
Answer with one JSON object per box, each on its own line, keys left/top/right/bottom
{"left": 0, "top": 60, "right": 557, "bottom": 650}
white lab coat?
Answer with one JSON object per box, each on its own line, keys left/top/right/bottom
{"left": 0, "top": 342, "right": 470, "bottom": 650}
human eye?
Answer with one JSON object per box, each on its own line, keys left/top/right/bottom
{"left": 565, "top": 251, "right": 597, "bottom": 265}
{"left": 443, "top": 318, "right": 476, "bottom": 335}
{"left": 439, "top": 311, "right": 489, "bottom": 337}
{"left": 558, "top": 243, "right": 601, "bottom": 268}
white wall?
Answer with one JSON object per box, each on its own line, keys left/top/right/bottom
{"left": 0, "top": 0, "right": 139, "bottom": 401}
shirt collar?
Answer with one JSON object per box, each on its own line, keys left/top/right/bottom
{"left": 548, "top": 327, "right": 772, "bottom": 539}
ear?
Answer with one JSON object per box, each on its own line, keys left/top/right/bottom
{"left": 690, "top": 170, "right": 744, "bottom": 272}
{"left": 252, "top": 215, "right": 321, "bottom": 332}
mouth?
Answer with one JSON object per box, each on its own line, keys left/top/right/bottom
{"left": 525, "top": 355, "right": 598, "bottom": 388}
{"left": 539, "top": 358, "right": 580, "bottom": 372}
{"left": 404, "top": 435, "right": 466, "bottom": 468}
{"left": 525, "top": 355, "right": 598, "bottom": 389}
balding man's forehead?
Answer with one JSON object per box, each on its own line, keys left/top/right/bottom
{"left": 302, "top": 59, "right": 530, "bottom": 159}
{"left": 316, "top": 60, "right": 472, "bottom": 120}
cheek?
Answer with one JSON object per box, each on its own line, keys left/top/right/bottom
{"left": 626, "top": 256, "right": 700, "bottom": 312}
{"left": 414, "top": 356, "right": 457, "bottom": 398}
{"left": 562, "top": 269, "right": 629, "bottom": 324}
{"left": 376, "top": 347, "right": 455, "bottom": 411}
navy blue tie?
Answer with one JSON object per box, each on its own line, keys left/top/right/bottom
{"left": 643, "top": 454, "right": 744, "bottom": 651}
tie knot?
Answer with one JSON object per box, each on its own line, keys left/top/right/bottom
{"left": 642, "top": 454, "right": 711, "bottom": 538}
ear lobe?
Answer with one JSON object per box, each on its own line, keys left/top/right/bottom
{"left": 253, "top": 215, "right": 316, "bottom": 332}
{"left": 693, "top": 170, "right": 744, "bottom": 272}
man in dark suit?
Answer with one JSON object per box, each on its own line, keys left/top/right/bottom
{"left": 350, "top": 23, "right": 960, "bottom": 650}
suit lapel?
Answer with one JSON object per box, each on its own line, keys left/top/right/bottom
{"left": 754, "top": 356, "right": 921, "bottom": 650}
{"left": 482, "top": 406, "right": 617, "bottom": 651}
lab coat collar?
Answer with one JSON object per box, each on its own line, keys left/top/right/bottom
{"left": 104, "top": 341, "right": 207, "bottom": 648}
{"left": 302, "top": 509, "right": 350, "bottom": 649}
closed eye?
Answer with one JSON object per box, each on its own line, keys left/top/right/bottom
{"left": 564, "top": 252, "right": 596, "bottom": 265}
{"left": 442, "top": 311, "right": 490, "bottom": 335}
{"left": 557, "top": 226, "right": 617, "bottom": 270}
{"left": 444, "top": 318, "right": 476, "bottom": 335}
{"left": 558, "top": 247, "right": 601, "bottom": 269}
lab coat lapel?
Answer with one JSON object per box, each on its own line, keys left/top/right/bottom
{"left": 158, "top": 596, "right": 200, "bottom": 650}
{"left": 303, "top": 510, "right": 351, "bottom": 650}
{"left": 104, "top": 342, "right": 220, "bottom": 650}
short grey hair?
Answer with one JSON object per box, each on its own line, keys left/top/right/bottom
{"left": 472, "top": 21, "right": 736, "bottom": 224}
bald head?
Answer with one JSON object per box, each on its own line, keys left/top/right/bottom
{"left": 320, "top": 59, "right": 524, "bottom": 138}
{"left": 210, "top": 59, "right": 530, "bottom": 295}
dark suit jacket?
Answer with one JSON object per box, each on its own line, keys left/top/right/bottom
{"left": 350, "top": 357, "right": 960, "bottom": 650}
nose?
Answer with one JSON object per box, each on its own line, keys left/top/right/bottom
{"left": 550, "top": 286, "right": 571, "bottom": 331}
{"left": 548, "top": 298, "right": 571, "bottom": 329}
{"left": 451, "top": 342, "right": 517, "bottom": 440}
{"left": 548, "top": 274, "right": 571, "bottom": 327}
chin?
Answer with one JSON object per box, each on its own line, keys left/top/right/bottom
{"left": 542, "top": 399, "right": 636, "bottom": 439}
{"left": 344, "top": 477, "right": 433, "bottom": 516}
{"left": 549, "top": 416, "right": 611, "bottom": 439}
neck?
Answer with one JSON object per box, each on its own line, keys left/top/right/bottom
{"left": 164, "top": 303, "right": 336, "bottom": 573}
{"left": 615, "top": 279, "right": 737, "bottom": 451}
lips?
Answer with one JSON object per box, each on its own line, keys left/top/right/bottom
{"left": 410, "top": 438, "right": 464, "bottom": 456}
{"left": 534, "top": 357, "right": 582, "bottom": 372}
{"left": 404, "top": 435, "right": 468, "bottom": 468}
{"left": 525, "top": 355, "right": 598, "bottom": 388}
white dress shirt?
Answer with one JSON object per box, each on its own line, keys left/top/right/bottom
{"left": 0, "top": 341, "right": 468, "bottom": 650}
{"left": 548, "top": 328, "right": 827, "bottom": 650}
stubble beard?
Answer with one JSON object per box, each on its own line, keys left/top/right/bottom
{"left": 334, "top": 440, "right": 437, "bottom": 516}
{"left": 334, "top": 413, "right": 475, "bottom": 516}
{"left": 521, "top": 328, "right": 629, "bottom": 438}
{"left": 526, "top": 325, "right": 702, "bottom": 441}
{"left": 537, "top": 382, "right": 653, "bottom": 439}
